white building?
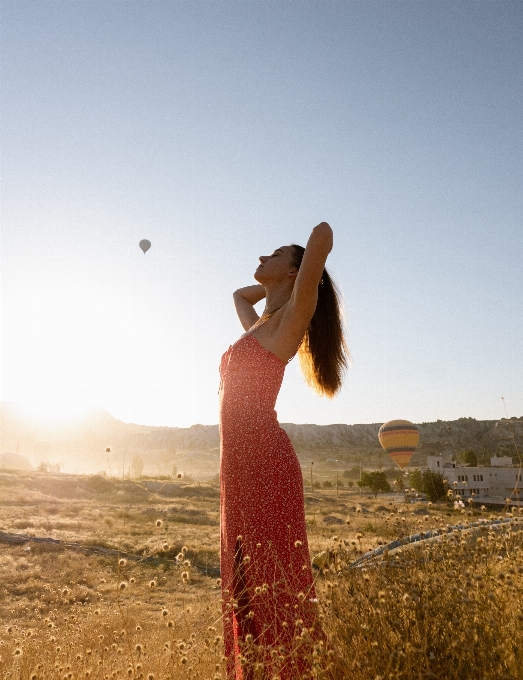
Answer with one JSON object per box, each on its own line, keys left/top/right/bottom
{"left": 426, "top": 455, "right": 523, "bottom": 506}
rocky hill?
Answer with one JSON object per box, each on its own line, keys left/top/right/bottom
{"left": 1, "top": 403, "right": 521, "bottom": 475}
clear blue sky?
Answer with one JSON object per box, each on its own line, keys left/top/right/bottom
{"left": 1, "top": 1, "right": 522, "bottom": 428}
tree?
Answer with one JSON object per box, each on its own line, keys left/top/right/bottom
{"left": 357, "top": 471, "right": 391, "bottom": 497}
{"left": 422, "top": 470, "right": 446, "bottom": 502}
{"left": 131, "top": 455, "right": 144, "bottom": 479}
{"left": 408, "top": 469, "right": 446, "bottom": 502}
{"left": 408, "top": 468, "right": 423, "bottom": 492}
{"left": 323, "top": 480, "right": 333, "bottom": 489}
{"left": 461, "top": 449, "right": 478, "bottom": 467}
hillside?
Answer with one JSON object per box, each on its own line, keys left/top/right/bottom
{"left": 1, "top": 402, "right": 521, "bottom": 477}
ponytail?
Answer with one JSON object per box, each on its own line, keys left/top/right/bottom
{"left": 290, "top": 245, "right": 350, "bottom": 398}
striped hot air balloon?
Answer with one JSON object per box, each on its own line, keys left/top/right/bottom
{"left": 378, "top": 420, "right": 420, "bottom": 470}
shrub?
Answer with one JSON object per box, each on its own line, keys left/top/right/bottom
{"left": 357, "top": 471, "right": 391, "bottom": 497}
{"left": 409, "top": 469, "right": 446, "bottom": 502}
{"left": 461, "top": 449, "right": 478, "bottom": 467}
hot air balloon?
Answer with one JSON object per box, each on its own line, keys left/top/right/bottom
{"left": 139, "top": 239, "right": 151, "bottom": 254}
{"left": 378, "top": 420, "right": 420, "bottom": 470}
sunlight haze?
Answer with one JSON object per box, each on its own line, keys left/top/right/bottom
{"left": 1, "top": 1, "right": 522, "bottom": 428}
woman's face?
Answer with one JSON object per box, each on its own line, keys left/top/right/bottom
{"left": 254, "top": 245, "right": 297, "bottom": 285}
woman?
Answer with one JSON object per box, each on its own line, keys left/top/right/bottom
{"left": 219, "top": 222, "right": 349, "bottom": 679}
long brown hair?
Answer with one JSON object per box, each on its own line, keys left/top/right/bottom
{"left": 290, "top": 244, "right": 349, "bottom": 398}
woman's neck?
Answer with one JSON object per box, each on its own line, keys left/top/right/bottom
{"left": 263, "top": 285, "right": 293, "bottom": 315}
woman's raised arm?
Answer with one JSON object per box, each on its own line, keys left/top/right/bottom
{"left": 233, "top": 284, "right": 266, "bottom": 331}
{"left": 290, "top": 222, "right": 333, "bottom": 314}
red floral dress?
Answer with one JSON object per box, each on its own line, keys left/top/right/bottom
{"left": 219, "top": 333, "right": 319, "bottom": 679}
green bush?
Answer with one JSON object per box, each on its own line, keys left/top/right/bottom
{"left": 408, "top": 469, "right": 446, "bottom": 502}
{"left": 461, "top": 449, "right": 478, "bottom": 467}
{"left": 357, "top": 471, "right": 391, "bottom": 497}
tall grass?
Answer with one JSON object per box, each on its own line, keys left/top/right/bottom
{"left": 1, "top": 487, "right": 522, "bottom": 679}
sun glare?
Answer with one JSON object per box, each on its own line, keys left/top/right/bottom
{"left": 11, "top": 397, "right": 94, "bottom": 425}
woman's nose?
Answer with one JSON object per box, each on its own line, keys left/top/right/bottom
{"left": 259, "top": 255, "right": 268, "bottom": 263}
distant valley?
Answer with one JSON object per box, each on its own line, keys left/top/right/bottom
{"left": 1, "top": 402, "right": 521, "bottom": 480}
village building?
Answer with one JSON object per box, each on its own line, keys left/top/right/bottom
{"left": 426, "top": 455, "right": 523, "bottom": 506}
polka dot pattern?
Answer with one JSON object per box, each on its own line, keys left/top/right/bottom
{"left": 219, "top": 333, "right": 318, "bottom": 678}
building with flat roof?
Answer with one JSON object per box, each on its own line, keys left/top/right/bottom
{"left": 426, "top": 455, "right": 522, "bottom": 506}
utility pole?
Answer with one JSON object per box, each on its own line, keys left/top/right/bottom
{"left": 310, "top": 461, "right": 314, "bottom": 493}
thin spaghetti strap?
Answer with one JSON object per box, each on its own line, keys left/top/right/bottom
{"left": 240, "top": 308, "right": 279, "bottom": 339}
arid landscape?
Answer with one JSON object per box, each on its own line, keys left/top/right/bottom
{"left": 1, "top": 468, "right": 522, "bottom": 679}
{"left": 2, "top": 403, "right": 522, "bottom": 480}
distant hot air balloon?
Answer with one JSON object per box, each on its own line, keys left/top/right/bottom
{"left": 378, "top": 420, "right": 420, "bottom": 470}
{"left": 139, "top": 239, "right": 151, "bottom": 254}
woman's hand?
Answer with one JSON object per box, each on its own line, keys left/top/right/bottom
{"left": 233, "top": 285, "right": 266, "bottom": 331}
{"left": 290, "top": 222, "right": 333, "bottom": 314}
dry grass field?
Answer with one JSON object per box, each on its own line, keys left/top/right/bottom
{"left": 1, "top": 471, "right": 522, "bottom": 679}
